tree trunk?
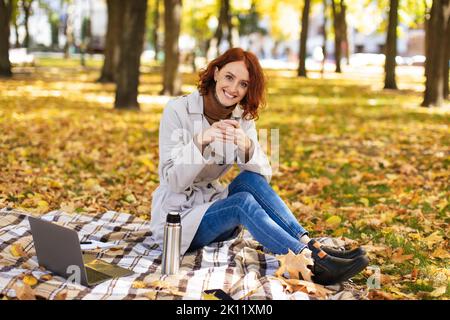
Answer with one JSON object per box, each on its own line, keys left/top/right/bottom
{"left": 331, "top": 0, "right": 342, "bottom": 73}
{"left": 13, "top": 19, "right": 19, "bottom": 48}
{"left": 443, "top": 14, "right": 449, "bottom": 99}
{"left": 153, "top": 0, "right": 160, "bottom": 61}
{"left": 114, "top": 0, "right": 147, "bottom": 110}
{"left": 384, "top": 0, "right": 399, "bottom": 90}
{"left": 22, "top": 0, "right": 33, "bottom": 49}
{"left": 298, "top": 0, "right": 311, "bottom": 77}
{"left": 98, "top": 0, "right": 122, "bottom": 83}
{"left": 422, "top": 0, "right": 450, "bottom": 107}
{"left": 161, "top": 0, "right": 182, "bottom": 96}
{"left": 225, "top": 0, "right": 233, "bottom": 48}
{"left": 63, "top": 5, "right": 74, "bottom": 59}
{"left": 0, "top": 0, "right": 12, "bottom": 77}
{"left": 340, "top": 0, "right": 349, "bottom": 63}
{"left": 322, "top": 0, "right": 328, "bottom": 76}
{"left": 208, "top": 0, "right": 232, "bottom": 57}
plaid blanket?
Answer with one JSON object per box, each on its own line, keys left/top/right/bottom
{"left": 0, "top": 208, "right": 368, "bottom": 300}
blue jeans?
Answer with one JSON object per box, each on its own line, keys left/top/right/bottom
{"left": 188, "top": 171, "right": 309, "bottom": 254}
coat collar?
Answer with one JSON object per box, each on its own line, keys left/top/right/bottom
{"left": 187, "top": 90, "right": 244, "bottom": 119}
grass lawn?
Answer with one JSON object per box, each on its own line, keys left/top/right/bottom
{"left": 0, "top": 57, "right": 448, "bottom": 299}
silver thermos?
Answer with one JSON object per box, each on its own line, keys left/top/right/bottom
{"left": 161, "top": 211, "right": 182, "bottom": 275}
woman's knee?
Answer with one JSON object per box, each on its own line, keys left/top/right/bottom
{"left": 230, "top": 170, "right": 266, "bottom": 190}
{"left": 230, "top": 192, "right": 260, "bottom": 220}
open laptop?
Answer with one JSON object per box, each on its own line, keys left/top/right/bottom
{"left": 28, "top": 216, "right": 133, "bottom": 286}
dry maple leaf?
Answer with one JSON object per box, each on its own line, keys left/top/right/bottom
{"left": 368, "top": 290, "right": 394, "bottom": 300}
{"left": 391, "top": 248, "right": 414, "bottom": 263}
{"left": 276, "top": 277, "right": 331, "bottom": 299}
{"left": 275, "top": 249, "right": 313, "bottom": 281}
{"left": 13, "top": 283, "right": 36, "bottom": 300}
{"left": 54, "top": 290, "right": 68, "bottom": 300}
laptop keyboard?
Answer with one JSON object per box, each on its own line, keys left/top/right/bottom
{"left": 86, "top": 267, "right": 110, "bottom": 284}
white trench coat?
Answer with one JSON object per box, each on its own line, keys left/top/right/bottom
{"left": 149, "top": 90, "right": 272, "bottom": 256}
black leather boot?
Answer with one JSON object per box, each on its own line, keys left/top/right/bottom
{"left": 308, "top": 247, "right": 369, "bottom": 286}
{"left": 308, "top": 239, "right": 366, "bottom": 260}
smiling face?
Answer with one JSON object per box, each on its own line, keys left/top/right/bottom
{"left": 213, "top": 61, "right": 250, "bottom": 106}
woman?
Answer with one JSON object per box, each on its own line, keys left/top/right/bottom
{"left": 150, "top": 48, "right": 368, "bottom": 285}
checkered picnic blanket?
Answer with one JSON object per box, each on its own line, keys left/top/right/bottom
{"left": 0, "top": 208, "right": 368, "bottom": 300}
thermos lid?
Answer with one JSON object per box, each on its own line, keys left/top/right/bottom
{"left": 166, "top": 212, "right": 181, "bottom": 223}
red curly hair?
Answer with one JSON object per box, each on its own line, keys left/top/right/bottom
{"left": 197, "top": 48, "right": 266, "bottom": 120}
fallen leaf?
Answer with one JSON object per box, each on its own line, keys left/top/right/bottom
{"left": 368, "top": 290, "right": 394, "bottom": 300}
{"left": 325, "top": 215, "right": 342, "bottom": 228}
{"left": 275, "top": 249, "right": 313, "bottom": 281}
{"left": 282, "top": 278, "right": 331, "bottom": 298}
{"left": 144, "top": 291, "right": 157, "bottom": 300}
{"left": 13, "top": 283, "right": 36, "bottom": 300}
{"left": 54, "top": 290, "right": 68, "bottom": 300}
{"left": 202, "top": 292, "right": 221, "bottom": 300}
{"left": 10, "top": 243, "right": 27, "bottom": 258}
{"left": 40, "top": 274, "right": 53, "bottom": 281}
{"left": 429, "top": 286, "right": 447, "bottom": 298}
{"left": 23, "top": 274, "right": 38, "bottom": 287}
{"left": 431, "top": 247, "right": 450, "bottom": 259}
{"left": 424, "top": 231, "right": 443, "bottom": 250}
{"left": 391, "top": 248, "right": 414, "bottom": 264}
{"left": 132, "top": 280, "right": 146, "bottom": 289}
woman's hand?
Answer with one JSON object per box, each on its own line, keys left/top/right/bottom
{"left": 220, "top": 119, "right": 252, "bottom": 153}
{"left": 196, "top": 119, "right": 252, "bottom": 154}
{"left": 195, "top": 121, "right": 234, "bottom": 147}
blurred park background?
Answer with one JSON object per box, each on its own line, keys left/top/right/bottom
{"left": 0, "top": 0, "right": 449, "bottom": 299}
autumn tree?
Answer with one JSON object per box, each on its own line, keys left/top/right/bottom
{"left": 384, "top": 0, "right": 399, "bottom": 89}
{"left": 0, "top": 0, "right": 12, "bottom": 77}
{"left": 161, "top": 0, "right": 182, "bottom": 96}
{"left": 114, "top": 0, "right": 147, "bottom": 110}
{"left": 149, "top": 0, "right": 160, "bottom": 61}
{"left": 331, "top": 0, "right": 347, "bottom": 73}
{"left": 98, "top": 0, "right": 122, "bottom": 83}
{"left": 21, "top": 0, "right": 33, "bottom": 48}
{"left": 422, "top": 0, "right": 450, "bottom": 107}
{"left": 298, "top": 0, "right": 311, "bottom": 77}
{"left": 207, "top": 0, "right": 233, "bottom": 57}
{"left": 322, "top": 0, "right": 329, "bottom": 75}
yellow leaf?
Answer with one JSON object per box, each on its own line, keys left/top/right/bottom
{"left": 23, "top": 275, "right": 38, "bottom": 287}
{"left": 37, "top": 200, "right": 49, "bottom": 211}
{"left": 137, "top": 154, "right": 156, "bottom": 171}
{"left": 325, "top": 215, "right": 342, "bottom": 228}
{"left": 10, "top": 243, "right": 27, "bottom": 258}
{"left": 359, "top": 198, "right": 370, "bottom": 207}
{"left": 132, "top": 280, "right": 146, "bottom": 289}
{"left": 125, "top": 194, "right": 137, "bottom": 203}
{"left": 202, "top": 292, "right": 221, "bottom": 300}
{"left": 145, "top": 291, "right": 157, "bottom": 300}
{"left": 332, "top": 227, "right": 347, "bottom": 237}
{"left": 431, "top": 247, "right": 450, "bottom": 259}
{"left": 430, "top": 286, "right": 446, "bottom": 298}
{"left": 424, "top": 231, "right": 443, "bottom": 249}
